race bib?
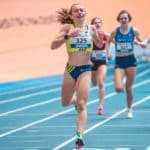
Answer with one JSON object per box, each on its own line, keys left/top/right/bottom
{"left": 70, "top": 37, "right": 91, "bottom": 50}
{"left": 91, "top": 50, "right": 106, "bottom": 60}
{"left": 116, "top": 42, "right": 133, "bottom": 53}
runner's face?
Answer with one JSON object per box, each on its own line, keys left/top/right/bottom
{"left": 70, "top": 4, "right": 86, "bottom": 22}
{"left": 119, "top": 13, "right": 129, "bottom": 25}
{"left": 93, "top": 18, "right": 102, "bottom": 29}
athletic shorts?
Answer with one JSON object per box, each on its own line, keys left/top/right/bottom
{"left": 66, "top": 63, "right": 92, "bottom": 80}
{"left": 115, "top": 54, "right": 137, "bottom": 69}
{"left": 91, "top": 60, "right": 107, "bottom": 71}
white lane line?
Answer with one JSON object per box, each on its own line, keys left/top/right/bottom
{"left": 0, "top": 79, "right": 149, "bottom": 138}
{"left": 0, "top": 62, "right": 148, "bottom": 103}
{"left": 147, "top": 145, "right": 150, "bottom": 150}
{"left": 0, "top": 66, "right": 115, "bottom": 96}
{"left": 53, "top": 95, "right": 150, "bottom": 150}
{"left": 136, "top": 69, "right": 150, "bottom": 78}
{"left": 0, "top": 107, "right": 74, "bottom": 138}
{"left": 0, "top": 88, "right": 60, "bottom": 104}
{"left": 0, "top": 82, "right": 60, "bottom": 96}
{"left": 0, "top": 81, "right": 112, "bottom": 105}
{"left": 73, "top": 148, "right": 130, "bottom": 150}
{"left": 0, "top": 65, "right": 114, "bottom": 96}
{"left": 0, "top": 97, "right": 60, "bottom": 117}
{"left": 0, "top": 82, "right": 113, "bottom": 117}
{"left": 1, "top": 63, "right": 149, "bottom": 105}
{"left": 1, "top": 75, "right": 149, "bottom": 117}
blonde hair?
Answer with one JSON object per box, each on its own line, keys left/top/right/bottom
{"left": 56, "top": 8, "right": 73, "bottom": 24}
{"left": 56, "top": 3, "right": 81, "bottom": 24}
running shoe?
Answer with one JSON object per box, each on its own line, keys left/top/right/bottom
{"left": 98, "top": 107, "right": 104, "bottom": 115}
{"left": 126, "top": 109, "right": 133, "bottom": 118}
{"left": 75, "top": 138, "right": 84, "bottom": 149}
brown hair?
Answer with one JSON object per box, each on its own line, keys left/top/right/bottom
{"left": 117, "top": 10, "right": 132, "bottom": 22}
{"left": 56, "top": 3, "right": 80, "bottom": 24}
{"left": 91, "top": 17, "right": 102, "bottom": 25}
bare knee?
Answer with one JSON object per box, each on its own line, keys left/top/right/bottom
{"left": 77, "top": 99, "right": 86, "bottom": 112}
{"left": 62, "top": 100, "right": 69, "bottom": 106}
{"left": 98, "top": 81, "right": 104, "bottom": 89}
{"left": 115, "top": 87, "right": 123, "bottom": 93}
{"left": 61, "top": 96, "right": 70, "bottom": 107}
{"left": 61, "top": 94, "right": 76, "bottom": 107}
{"left": 126, "top": 86, "right": 132, "bottom": 93}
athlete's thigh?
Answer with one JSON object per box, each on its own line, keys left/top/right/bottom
{"left": 125, "top": 67, "right": 136, "bottom": 86}
{"left": 97, "top": 65, "right": 107, "bottom": 81}
{"left": 91, "top": 70, "right": 97, "bottom": 85}
{"left": 76, "top": 71, "right": 91, "bottom": 100}
{"left": 114, "top": 68, "right": 125, "bottom": 88}
{"left": 61, "top": 71, "right": 76, "bottom": 100}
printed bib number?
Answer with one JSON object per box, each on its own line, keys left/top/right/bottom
{"left": 91, "top": 50, "right": 106, "bottom": 60}
{"left": 70, "top": 37, "right": 91, "bottom": 50}
{"left": 116, "top": 42, "right": 133, "bottom": 52}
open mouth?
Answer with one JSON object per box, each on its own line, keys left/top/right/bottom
{"left": 77, "top": 15, "right": 84, "bottom": 19}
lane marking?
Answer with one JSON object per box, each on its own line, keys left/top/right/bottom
{"left": 1, "top": 66, "right": 148, "bottom": 106}
{"left": 0, "top": 64, "right": 149, "bottom": 99}
{"left": 0, "top": 79, "right": 149, "bottom": 138}
{"left": 53, "top": 95, "right": 150, "bottom": 150}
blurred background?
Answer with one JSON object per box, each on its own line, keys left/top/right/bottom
{"left": 0, "top": 0, "right": 149, "bottom": 82}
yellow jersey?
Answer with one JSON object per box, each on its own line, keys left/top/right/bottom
{"left": 65, "top": 25, "right": 93, "bottom": 52}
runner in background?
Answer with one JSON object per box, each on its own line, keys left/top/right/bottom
{"left": 107, "top": 10, "right": 147, "bottom": 118}
{"left": 90, "top": 17, "right": 111, "bottom": 115}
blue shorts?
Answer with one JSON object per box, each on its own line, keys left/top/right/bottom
{"left": 115, "top": 54, "right": 137, "bottom": 69}
{"left": 66, "top": 63, "right": 92, "bottom": 80}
